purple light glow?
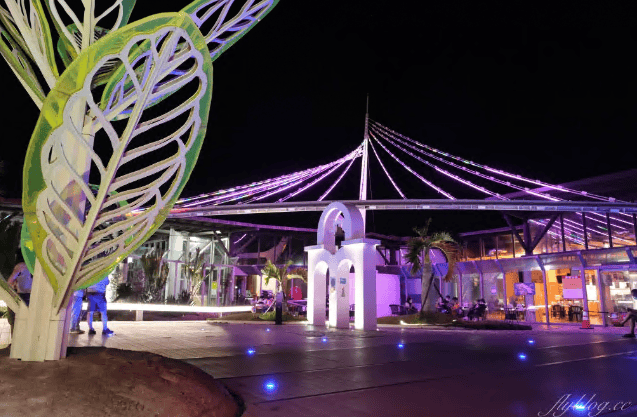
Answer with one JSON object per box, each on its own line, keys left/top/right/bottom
{"left": 178, "top": 147, "right": 361, "bottom": 207}
{"left": 371, "top": 124, "right": 560, "bottom": 201}
{"left": 369, "top": 138, "right": 406, "bottom": 199}
{"left": 372, "top": 123, "right": 633, "bottom": 234}
{"left": 371, "top": 120, "right": 625, "bottom": 204}
{"left": 370, "top": 133, "right": 454, "bottom": 199}
{"left": 374, "top": 130, "right": 502, "bottom": 198}
{"left": 319, "top": 156, "right": 359, "bottom": 201}
{"left": 279, "top": 159, "right": 349, "bottom": 202}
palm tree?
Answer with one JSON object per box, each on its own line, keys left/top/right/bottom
{"left": 404, "top": 219, "right": 458, "bottom": 313}
{"left": 261, "top": 260, "right": 307, "bottom": 323}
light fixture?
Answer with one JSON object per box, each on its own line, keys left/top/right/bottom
{"left": 264, "top": 380, "right": 277, "bottom": 392}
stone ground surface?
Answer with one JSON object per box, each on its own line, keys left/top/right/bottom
{"left": 2, "top": 319, "right": 637, "bottom": 416}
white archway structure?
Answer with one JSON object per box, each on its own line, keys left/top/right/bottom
{"left": 305, "top": 202, "right": 380, "bottom": 330}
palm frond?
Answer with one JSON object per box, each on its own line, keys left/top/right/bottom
{"left": 260, "top": 260, "right": 281, "bottom": 285}
{"left": 405, "top": 220, "right": 458, "bottom": 280}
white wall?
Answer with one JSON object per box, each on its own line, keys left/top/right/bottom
{"left": 348, "top": 272, "right": 400, "bottom": 318}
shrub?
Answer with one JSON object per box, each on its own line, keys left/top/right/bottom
{"left": 259, "top": 311, "right": 303, "bottom": 321}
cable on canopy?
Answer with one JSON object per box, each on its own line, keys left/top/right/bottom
{"left": 369, "top": 132, "right": 454, "bottom": 199}
{"left": 368, "top": 137, "right": 406, "bottom": 199}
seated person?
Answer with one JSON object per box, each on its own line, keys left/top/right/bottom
{"left": 404, "top": 297, "right": 417, "bottom": 314}
{"left": 436, "top": 297, "right": 449, "bottom": 313}
{"left": 467, "top": 299, "right": 485, "bottom": 320}
{"left": 451, "top": 297, "right": 462, "bottom": 316}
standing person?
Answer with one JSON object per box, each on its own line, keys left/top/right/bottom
{"left": 620, "top": 289, "right": 637, "bottom": 338}
{"left": 69, "top": 289, "right": 86, "bottom": 334}
{"left": 7, "top": 251, "right": 32, "bottom": 306}
{"left": 6, "top": 250, "right": 32, "bottom": 335}
{"left": 87, "top": 276, "right": 114, "bottom": 336}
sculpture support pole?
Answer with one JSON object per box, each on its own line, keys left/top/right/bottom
{"left": 10, "top": 262, "right": 72, "bottom": 361}
{"left": 11, "top": 102, "right": 89, "bottom": 361}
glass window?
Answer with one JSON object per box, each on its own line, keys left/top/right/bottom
{"left": 600, "top": 270, "right": 637, "bottom": 322}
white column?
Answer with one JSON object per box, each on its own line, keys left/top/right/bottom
{"left": 329, "top": 260, "right": 350, "bottom": 329}
{"left": 166, "top": 228, "right": 179, "bottom": 299}
{"left": 306, "top": 247, "right": 326, "bottom": 326}
{"left": 353, "top": 241, "right": 378, "bottom": 331}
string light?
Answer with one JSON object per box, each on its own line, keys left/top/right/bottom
{"left": 319, "top": 156, "right": 358, "bottom": 201}
{"left": 368, "top": 138, "right": 406, "bottom": 199}
{"left": 370, "top": 133, "right": 454, "bottom": 199}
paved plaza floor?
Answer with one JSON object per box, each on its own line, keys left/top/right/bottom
{"left": 2, "top": 319, "right": 637, "bottom": 416}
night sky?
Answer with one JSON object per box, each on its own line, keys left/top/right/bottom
{"left": 2, "top": 1, "right": 637, "bottom": 237}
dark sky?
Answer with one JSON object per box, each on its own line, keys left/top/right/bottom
{"left": 2, "top": 1, "right": 637, "bottom": 237}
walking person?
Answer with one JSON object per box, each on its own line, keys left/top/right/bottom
{"left": 69, "top": 289, "right": 85, "bottom": 334}
{"left": 87, "top": 276, "right": 114, "bottom": 336}
{"left": 620, "top": 289, "right": 637, "bottom": 338}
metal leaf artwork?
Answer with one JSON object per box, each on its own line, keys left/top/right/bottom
{"left": 23, "top": 12, "right": 213, "bottom": 311}
{"left": 2, "top": 0, "right": 58, "bottom": 87}
{"left": 0, "top": 0, "right": 278, "bottom": 360}
{"left": 0, "top": 13, "right": 46, "bottom": 107}
{"left": 182, "top": 0, "right": 279, "bottom": 61}
{"left": 46, "top": 0, "right": 137, "bottom": 57}
{"left": 100, "top": 0, "right": 278, "bottom": 119}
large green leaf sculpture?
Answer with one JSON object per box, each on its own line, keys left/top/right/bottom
{"left": 0, "top": 0, "right": 279, "bottom": 361}
{"left": 23, "top": 12, "right": 213, "bottom": 311}
{"left": 101, "top": 0, "right": 279, "bottom": 119}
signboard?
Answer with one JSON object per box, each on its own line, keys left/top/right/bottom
{"left": 289, "top": 286, "right": 302, "bottom": 300}
{"left": 491, "top": 285, "right": 497, "bottom": 295}
{"left": 514, "top": 283, "right": 535, "bottom": 296}
{"left": 563, "top": 276, "right": 583, "bottom": 299}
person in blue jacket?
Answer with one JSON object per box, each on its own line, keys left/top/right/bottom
{"left": 87, "top": 276, "right": 114, "bottom": 336}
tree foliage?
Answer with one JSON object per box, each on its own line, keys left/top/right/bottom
{"left": 404, "top": 218, "right": 458, "bottom": 312}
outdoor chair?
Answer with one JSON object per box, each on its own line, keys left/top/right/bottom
{"left": 389, "top": 304, "right": 401, "bottom": 316}
{"left": 389, "top": 304, "right": 408, "bottom": 316}
{"left": 504, "top": 308, "right": 518, "bottom": 323}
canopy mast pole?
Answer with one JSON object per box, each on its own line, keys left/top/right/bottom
{"left": 359, "top": 95, "right": 370, "bottom": 231}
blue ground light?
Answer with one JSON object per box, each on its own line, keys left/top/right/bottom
{"left": 247, "top": 348, "right": 256, "bottom": 355}
{"left": 322, "top": 337, "right": 328, "bottom": 342}
{"left": 397, "top": 343, "right": 405, "bottom": 349}
{"left": 264, "top": 380, "right": 277, "bottom": 393}
{"left": 573, "top": 404, "right": 586, "bottom": 411}
{"left": 266, "top": 328, "right": 271, "bottom": 332}
{"left": 528, "top": 339, "right": 535, "bottom": 345}
{"left": 518, "top": 353, "right": 527, "bottom": 360}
